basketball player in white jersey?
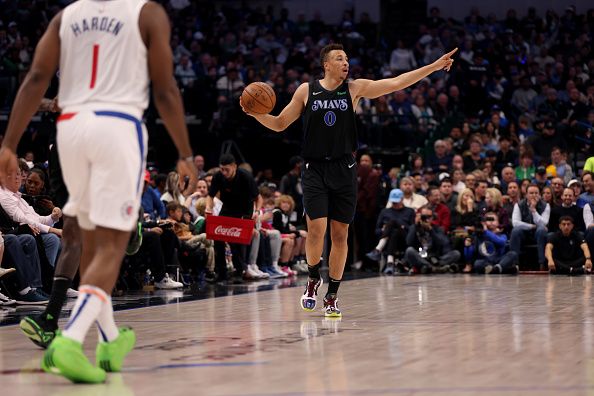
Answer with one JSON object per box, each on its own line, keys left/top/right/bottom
{"left": 0, "top": 0, "right": 196, "bottom": 383}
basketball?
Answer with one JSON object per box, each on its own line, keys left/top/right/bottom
{"left": 241, "top": 82, "right": 276, "bottom": 114}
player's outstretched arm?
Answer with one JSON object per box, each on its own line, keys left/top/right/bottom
{"left": 141, "top": 2, "right": 197, "bottom": 186}
{"left": 240, "top": 82, "right": 308, "bottom": 132}
{"left": 0, "top": 12, "right": 62, "bottom": 185}
{"left": 351, "top": 48, "right": 457, "bottom": 100}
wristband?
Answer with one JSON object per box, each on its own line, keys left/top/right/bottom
{"left": 586, "top": 257, "right": 591, "bottom": 260}
{"left": 180, "top": 155, "right": 194, "bottom": 162}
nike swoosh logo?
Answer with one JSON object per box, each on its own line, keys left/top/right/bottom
{"left": 348, "top": 163, "right": 356, "bottom": 168}
{"left": 313, "top": 91, "right": 322, "bottom": 95}
{"left": 337, "top": 91, "right": 346, "bottom": 95}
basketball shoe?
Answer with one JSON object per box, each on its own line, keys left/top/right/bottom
{"left": 300, "top": 277, "right": 323, "bottom": 311}
{"left": 96, "top": 326, "right": 136, "bottom": 372}
{"left": 323, "top": 294, "right": 342, "bottom": 318}
{"left": 42, "top": 333, "right": 106, "bottom": 383}
{"left": 20, "top": 314, "right": 57, "bottom": 348}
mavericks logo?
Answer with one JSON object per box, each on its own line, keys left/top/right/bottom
{"left": 311, "top": 99, "right": 348, "bottom": 112}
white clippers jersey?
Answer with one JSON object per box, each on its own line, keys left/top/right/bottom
{"left": 58, "top": 0, "right": 149, "bottom": 113}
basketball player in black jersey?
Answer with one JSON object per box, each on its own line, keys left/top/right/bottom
{"left": 241, "top": 43, "right": 456, "bottom": 317}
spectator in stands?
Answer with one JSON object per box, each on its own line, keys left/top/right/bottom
{"left": 511, "top": 184, "right": 550, "bottom": 270}
{"left": 530, "top": 121, "right": 567, "bottom": 161}
{"left": 463, "top": 139, "right": 484, "bottom": 172}
{"left": 451, "top": 169, "right": 466, "bottom": 193}
{"left": 500, "top": 165, "right": 516, "bottom": 192}
{"left": 578, "top": 172, "right": 594, "bottom": 208}
{"left": 549, "top": 147, "right": 573, "bottom": 184}
{"left": 426, "top": 186, "right": 450, "bottom": 232}
{"left": 175, "top": 54, "right": 196, "bottom": 88}
{"left": 450, "top": 188, "right": 481, "bottom": 272}
{"left": 161, "top": 171, "right": 186, "bottom": 206}
{"left": 474, "top": 179, "right": 488, "bottom": 210}
{"left": 451, "top": 154, "right": 464, "bottom": 172}
{"left": 495, "top": 135, "right": 517, "bottom": 172}
{"left": 515, "top": 152, "right": 535, "bottom": 181}
{"left": 406, "top": 154, "right": 424, "bottom": 177}
{"left": 400, "top": 176, "right": 427, "bottom": 210}
{"left": 550, "top": 188, "right": 584, "bottom": 233}
{"left": 279, "top": 155, "right": 304, "bottom": 223}
{"left": 511, "top": 77, "right": 537, "bottom": 115}
{"left": 184, "top": 178, "right": 209, "bottom": 220}
{"left": 389, "top": 39, "right": 417, "bottom": 74}
{"left": 439, "top": 176, "right": 457, "bottom": 212}
{"left": 482, "top": 161, "right": 500, "bottom": 187}
{"left": 568, "top": 179, "right": 582, "bottom": 203}
{"left": 533, "top": 166, "right": 550, "bottom": 190}
{"left": 546, "top": 216, "right": 591, "bottom": 275}
{"left": 541, "top": 185, "right": 556, "bottom": 207}
{"left": 142, "top": 170, "right": 166, "bottom": 221}
{"left": 405, "top": 206, "right": 460, "bottom": 274}
{"left": 193, "top": 155, "right": 206, "bottom": 178}
{"left": 366, "top": 189, "right": 415, "bottom": 274}
{"left": 355, "top": 154, "right": 381, "bottom": 264}
{"left": 482, "top": 188, "right": 511, "bottom": 234}
{"left": 550, "top": 177, "right": 565, "bottom": 202}
{"left": 503, "top": 181, "right": 521, "bottom": 215}
{"left": 427, "top": 139, "right": 452, "bottom": 173}
{"left": 465, "top": 212, "right": 518, "bottom": 274}
{"left": 0, "top": 164, "right": 62, "bottom": 268}
{"left": 23, "top": 168, "right": 54, "bottom": 216}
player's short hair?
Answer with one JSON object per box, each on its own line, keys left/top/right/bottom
{"left": 320, "top": 43, "right": 344, "bottom": 67}
{"left": 219, "top": 153, "right": 236, "bottom": 166}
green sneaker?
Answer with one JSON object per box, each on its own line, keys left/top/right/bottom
{"left": 96, "top": 326, "right": 136, "bottom": 372}
{"left": 20, "top": 315, "right": 57, "bottom": 349}
{"left": 42, "top": 333, "right": 106, "bottom": 383}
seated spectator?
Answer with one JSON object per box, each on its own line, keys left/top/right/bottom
{"left": 482, "top": 162, "right": 500, "bottom": 187}
{"left": 515, "top": 152, "right": 535, "bottom": 181}
{"left": 533, "top": 166, "right": 550, "bottom": 190}
{"left": 452, "top": 169, "right": 466, "bottom": 193}
{"left": 482, "top": 188, "right": 511, "bottom": 234}
{"left": 273, "top": 195, "right": 306, "bottom": 275}
{"left": 166, "top": 202, "right": 219, "bottom": 282}
{"left": 511, "top": 184, "right": 550, "bottom": 270}
{"left": 568, "top": 179, "right": 582, "bottom": 203}
{"left": 404, "top": 206, "right": 461, "bottom": 274}
{"left": 426, "top": 186, "right": 450, "bottom": 232}
{"left": 541, "top": 185, "right": 556, "bottom": 207}
{"left": 427, "top": 139, "right": 452, "bottom": 173}
{"left": 439, "top": 177, "right": 458, "bottom": 213}
{"left": 0, "top": 165, "right": 62, "bottom": 268}
{"left": 578, "top": 172, "right": 594, "bottom": 209}
{"left": 550, "top": 188, "right": 584, "bottom": 233}
{"left": 399, "top": 177, "right": 428, "bottom": 210}
{"left": 142, "top": 170, "right": 166, "bottom": 221}
{"left": 529, "top": 121, "right": 567, "bottom": 162}
{"left": 463, "top": 139, "right": 484, "bottom": 172}
{"left": 258, "top": 195, "right": 288, "bottom": 278}
{"left": 495, "top": 135, "right": 518, "bottom": 172}
{"left": 548, "top": 147, "right": 573, "bottom": 185}
{"left": 366, "top": 189, "right": 415, "bottom": 274}
{"left": 550, "top": 177, "right": 565, "bottom": 202}
{"left": 474, "top": 179, "right": 488, "bottom": 211}
{"left": 500, "top": 165, "right": 516, "bottom": 192}
{"left": 502, "top": 181, "right": 520, "bottom": 213}
{"left": 184, "top": 178, "right": 209, "bottom": 220}
{"left": 22, "top": 168, "right": 54, "bottom": 216}
{"left": 464, "top": 212, "right": 519, "bottom": 274}
{"left": 546, "top": 216, "right": 591, "bottom": 275}
{"left": 161, "top": 171, "right": 186, "bottom": 206}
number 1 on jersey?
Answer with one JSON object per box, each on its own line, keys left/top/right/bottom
{"left": 90, "top": 44, "right": 99, "bottom": 89}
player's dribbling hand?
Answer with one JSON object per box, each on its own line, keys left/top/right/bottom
{"left": 433, "top": 48, "right": 458, "bottom": 72}
{"left": 0, "top": 147, "right": 17, "bottom": 188}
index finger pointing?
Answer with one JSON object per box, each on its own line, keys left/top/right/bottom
{"left": 446, "top": 47, "right": 458, "bottom": 57}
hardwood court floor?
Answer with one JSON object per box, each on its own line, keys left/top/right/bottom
{"left": 1, "top": 275, "right": 594, "bottom": 395}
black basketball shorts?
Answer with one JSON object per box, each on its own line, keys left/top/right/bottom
{"left": 302, "top": 155, "right": 357, "bottom": 224}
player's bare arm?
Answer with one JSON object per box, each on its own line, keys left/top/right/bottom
{"left": 240, "top": 81, "right": 308, "bottom": 132}
{"left": 140, "top": 2, "right": 197, "bottom": 185}
{"left": 0, "top": 12, "right": 62, "bottom": 185}
{"left": 350, "top": 48, "right": 457, "bottom": 101}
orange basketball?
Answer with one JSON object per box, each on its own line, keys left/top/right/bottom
{"left": 241, "top": 82, "right": 276, "bottom": 114}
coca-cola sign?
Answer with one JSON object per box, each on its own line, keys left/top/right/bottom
{"left": 206, "top": 216, "right": 255, "bottom": 245}
{"left": 214, "top": 226, "right": 242, "bottom": 237}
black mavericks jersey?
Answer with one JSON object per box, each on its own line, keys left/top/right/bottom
{"left": 302, "top": 80, "right": 358, "bottom": 160}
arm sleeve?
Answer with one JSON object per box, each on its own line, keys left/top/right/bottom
{"left": 0, "top": 196, "right": 52, "bottom": 233}
{"left": 484, "top": 230, "right": 508, "bottom": 248}
{"left": 512, "top": 203, "right": 533, "bottom": 230}
{"left": 532, "top": 204, "right": 550, "bottom": 228}
{"left": 584, "top": 204, "right": 594, "bottom": 227}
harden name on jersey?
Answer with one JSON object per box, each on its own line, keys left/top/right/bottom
{"left": 70, "top": 17, "right": 124, "bottom": 37}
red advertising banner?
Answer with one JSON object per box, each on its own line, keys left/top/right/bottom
{"left": 205, "top": 215, "right": 255, "bottom": 245}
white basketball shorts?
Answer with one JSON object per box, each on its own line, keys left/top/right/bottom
{"left": 56, "top": 109, "right": 148, "bottom": 231}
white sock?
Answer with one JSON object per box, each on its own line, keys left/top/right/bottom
{"left": 96, "top": 294, "right": 119, "bottom": 343}
{"left": 375, "top": 238, "right": 388, "bottom": 252}
{"left": 19, "top": 287, "right": 31, "bottom": 295}
{"left": 387, "top": 255, "right": 395, "bottom": 264}
{"left": 62, "top": 285, "right": 107, "bottom": 344}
